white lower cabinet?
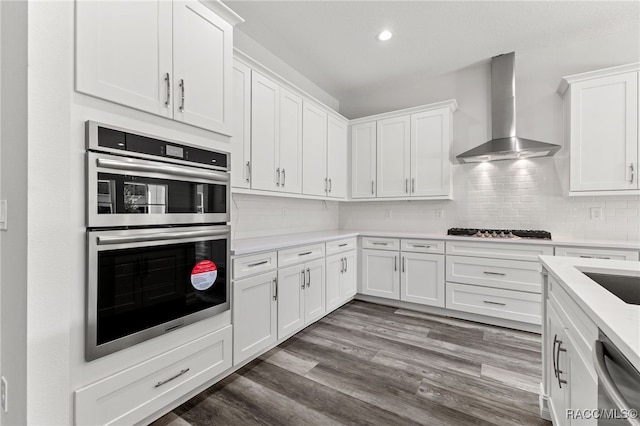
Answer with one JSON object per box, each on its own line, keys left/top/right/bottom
{"left": 232, "top": 271, "right": 277, "bottom": 365}
{"left": 401, "top": 252, "right": 445, "bottom": 307}
{"left": 277, "top": 258, "right": 325, "bottom": 339}
{"left": 326, "top": 250, "right": 357, "bottom": 311}
{"left": 361, "top": 248, "right": 400, "bottom": 299}
{"left": 75, "top": 325, "right": 232, "bottom": 426}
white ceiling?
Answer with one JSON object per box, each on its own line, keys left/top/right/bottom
{"left": 225, "top": 1, "right": 639, "bottom": 117}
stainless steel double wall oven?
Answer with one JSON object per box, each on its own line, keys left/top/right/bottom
{"left": 85, "top": 121, "right": 231, "bottom": 361}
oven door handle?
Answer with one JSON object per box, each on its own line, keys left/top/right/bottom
{"left": 593, "top": 340, "right": 640, "bottom": 426}
{"left": 97, "top": 229, "right": 229, "bottom": 246}
{"left": 96, "top": 157, "right": 229, "bottom": 183}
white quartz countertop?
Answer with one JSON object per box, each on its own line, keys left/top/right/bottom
{"left": 539, "top": 255, "right": 640, "bottom": 370}
{"left": 231, "top": 229, "right": 639, "bottom": 256}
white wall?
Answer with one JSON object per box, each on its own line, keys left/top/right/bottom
{"left": 0, "top": 1, "right": 28, "bottom": 425}
{"left": 340, "top": 25, "right": 640, "bottom": 243}
{"left": 232, "top": 194, "right": 339, "bottom": 240}
{"left": 234, "top": 30, "right": 340, "bottom": 111}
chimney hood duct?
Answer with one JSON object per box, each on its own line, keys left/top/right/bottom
{"left": 456, "top": 52, "right": 560, "bottom": 164}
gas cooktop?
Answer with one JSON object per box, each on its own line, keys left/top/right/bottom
{"left": 447, "top": 228, "right": 552, "bottom": 240}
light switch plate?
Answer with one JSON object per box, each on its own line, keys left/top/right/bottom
{"left": 0, "top": 200, "right": 6, "bottom": 230}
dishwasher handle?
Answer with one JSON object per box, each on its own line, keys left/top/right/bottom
{"left": 593, "top": 340, "right": 640, "bottom": 426}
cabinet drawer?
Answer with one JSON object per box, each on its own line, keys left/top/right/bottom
{"left": 446, "top": 240, "right": 552, "bottom": 261}
{"left": 75, "top": 325, "right": 232, "bottom": 426}
{"left": 278, "top": 243, "right": 325, "bottom": 267}
{"left": 401, "top": 238, "right": 444, "bottom": 254}
{"left": 233, "top": 251, "right": 277, "bottom": 279}
{"left": 361, "top": 236, "right": 400, "bottom": 251}
{"left": 446, "top": 255, "right": 542, "bottom": 293}
{"left": 555, "top": 246, "right": 639, "bottom": 261}
{"left": 446, "top": 282, "right": 541, "bottom": 325}
{"left": 326, "top": 237, "right": 357, "bottom": 255}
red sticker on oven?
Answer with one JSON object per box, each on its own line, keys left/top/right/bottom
{"left": 191, "top": 260, "right": 217, "bottom": 291}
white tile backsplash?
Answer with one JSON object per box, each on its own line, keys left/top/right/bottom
{"left": 340, "top": 156, "right": 640, "bottom": 243}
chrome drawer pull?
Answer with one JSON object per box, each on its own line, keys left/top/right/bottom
{"left": 298, "top": 251, "right": 312, "bottom": 256}
{"left": 412, "top": 244, "right": 431, "bottom": 248}
{"left": 483, "top": 271, "right": 506, "bottom": 276}
{"left": 164, "top": 72, "right": 171, "bottom": 106}
{"left": 339, "top": 243, "right": 348, "bottom": 247}
{"left": 155, "top": 368, "right": 190, "bottom": 388}
{"left": 483, "top": 300, "right": 506, "bottom": 306}
{"left": 372, "top": 242, "right": 388, "bottom": 246}
{"left": 579, "top": 255, "right": 594, "bottom": 259}
{"left": 248, "top": 260, "right": 268, "bottom": 267}
{"left": 273, "top": 278, "right": 278, "bottom": 301}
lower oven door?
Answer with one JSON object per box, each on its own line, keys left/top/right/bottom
{"left": 87, "top": 151, "right": 230, "bottom": 227}
{"left": 86, "top": 225, "right": 230, "bottom": 361}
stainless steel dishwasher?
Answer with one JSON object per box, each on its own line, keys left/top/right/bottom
{"left": 593, "top": 331, "right": 640, "bottom": 425}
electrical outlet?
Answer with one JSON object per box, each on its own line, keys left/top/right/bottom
{"left": 1, "top": 376, "right": 7, "bottom": 412}
{"left": 435, "top": 209, "right": 444, "bottom": 219}
{"left": 590, "top": 207, "right": 602, "bottom": 221}
{"left": 384, "top": 210, "right": 392, "bottom": 219}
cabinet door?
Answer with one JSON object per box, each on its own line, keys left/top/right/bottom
{"left": 567, "top": 332, "right": 597, "bottom": 426}
{"left": 279, "top": 88, "right": 303, "bottom": 194}
{"left": 302, "top": 102, "right": 328, "bottom": 196}
{"left": 570, "top": 71, "right": 638, "bottom": 191}
{"left": 547, "top": 303, "right": 569, "bottom": 426}
{"left": 361, "top": 249, "right": 400, "bottom": 300}
{"left": 231, "top": 61, "right": 252, "bottom": 188}
{"left": 341, "top": 251, "right": 357, "bottom": 301}
{"left": 173, "top": 0, "right": 233, "bottom": 134}
{"left": 277, "top": 265, "right": 305, "bottom": 339}
{"left": 76, "top": 1, "right": 172, "bottom": 117}
{"left": 401, "top": 252, "right": 444, "bottom": 307}
{"left": 232, "top": 272, "right": 277, "bottom": 365}
{"left": 325, "top": 254, "right": 343, "bottom": 312}
{"left": 377, "top": 116, "right": 411, "bottom": 198}
{"left": 327, "top": 116, "right": 348, "bottom": 198}
{"left": 411, "top": 109, "right": 451, "bottom": 197}
{"left": 304, "top": 259, "right": 326, "bottom": 324}
{"left": 251, "top": 72, "right": 280, "bottom": 191}
{"left": 351, "top": 122, "right": 377, "bottom": 198}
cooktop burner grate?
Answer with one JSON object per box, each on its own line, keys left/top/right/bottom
{"left": 447, "top": 228, "right": 552, "bottom": 239}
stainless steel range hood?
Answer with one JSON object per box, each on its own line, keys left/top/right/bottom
{"left": 456, "top": 52, "right": 560, "bottom": 164}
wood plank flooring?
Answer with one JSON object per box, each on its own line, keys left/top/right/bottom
{"left": 151, "top": 301, "right": 551, "bottom": 426}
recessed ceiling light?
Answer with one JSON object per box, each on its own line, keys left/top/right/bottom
{"left": 377, "top": 30, "right": 393, "bottom": 41}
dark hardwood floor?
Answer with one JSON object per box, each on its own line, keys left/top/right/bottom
{"left": 151, "top": 300, "right": 551, "bottom": 426}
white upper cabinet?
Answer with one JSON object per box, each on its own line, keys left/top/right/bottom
{"left": 76, "top": 0, "right": 242, "bottom": 135}
{"left": 302, "top": 101, "right": 329, "bottom": 196}
{"left": 350, "top": 100, "right": 457, "bottom": 200}
{"left": 351, "top": 122, "right": 377, "bottom": 198}
{"left": 377, "top": 116, "right": 411, "bottom": 198}
{"left": 76, "top": 1, "right": 173, "bottom": 118}
{"left": 279, "top": 88, "right": 304, "bottom": 193}
{"left": 560, "top": 64, "right": 639, "bottom": 195}
{"left": 250, "top": 72, "right": 280, "bottom": 191}
{"left": 231, "top": 60, "right": 252, "bottom": 189}
{"left": 326, "top": 116, "right": 348, "bottom": 198}
{"left": 411, "top": 108, "right": 452, "bottom": 197}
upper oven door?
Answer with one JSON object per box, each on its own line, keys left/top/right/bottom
{"left": 87, "top": 151, "right": 230, "bottom": 227}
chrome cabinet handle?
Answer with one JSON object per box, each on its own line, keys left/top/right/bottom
{"left": 273, "top": 277, "right": 278, "bottom": 301}
{"left": 246, "top": 161, "right": 251, "bottom": 183}
{"left": 298, "top": 251, "right": 312, "bottom": 256}
{"left": 281, "top": 169, "right": 286, "bottom": 187}
{"left": 324, "top": 178, "right": 328, "bottom": 193}
{"left": 372, "top": 242, "right": 388, "bottom": 246}
{"left": 556, "top": 339, "right": 567, "bottom": 388}
{"left": 338, "top": 243, "right": 348, "bottom": 247}
{"left": 276, "top": 168, "right": 280, "bottom": 186}
{"left": 411, "top": 178, "right": 415, "bottom": 193}
{"left": 552, "top": 334, "right": 559, "bottom": 378}
{"left": 371, "top": 180, "right": 374, "bottom": 195}
{"left": 155, "top": 368, "right": 190, "bottom": 388}
{"left": 405, "top": 178, "right": 408, "bottom": 193}
{"left": 301, "top": 270, "right": 306, "bottom": 289}
{"left": 483, "top": 300, "right": 506, "bottom": 306}
{"left": 345, "top": 257, "right": 348, "bottom": 272}
{"left": 630, "top": 163, "right": 635, "bottom": 183}
{"left": 394, "top": 256, "right": 397, "bottom": 271}
{"left": 328, "top": 178, "right": 332, "bottom": 193}
{"left": 340, "top": 258, "right": 345, "bottom": 273}
{"left": 412, "top": 244, "right": 431, "bottom": 248}
{"left": 306, "top": 268, "right": 310, "bottom": 287}
{"left": 179, "top": 79, "right": 185, "bottom": 112}
{"left": 483, "top": 271, "right": 506, "bottom": 276}
{"left": 248, "top": 260, "right": 268, "bottom": 267}
{"left": 402, "top": 256, "right": 406, "bottom": 272}
{"left": 164, "top": 72, "right": 171, "bottom": 107}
